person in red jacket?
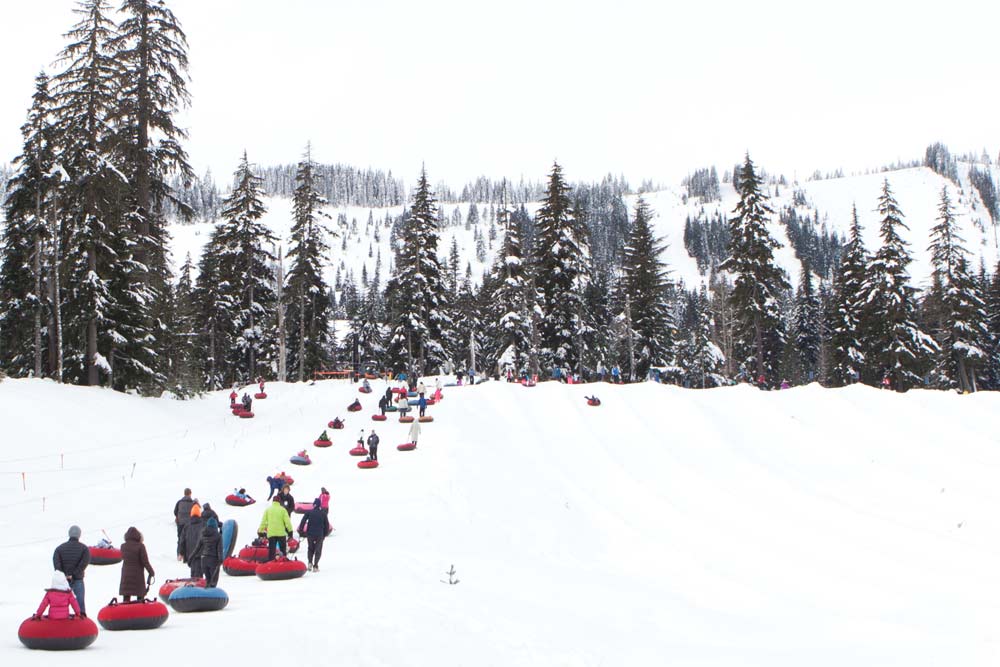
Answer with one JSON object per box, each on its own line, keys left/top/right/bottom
{"left": 34, "top": 571, "right": 82, "bottom": 619}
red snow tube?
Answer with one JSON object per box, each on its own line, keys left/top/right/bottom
{"left": 391, "top": 387, "right": 407, "bottom": 394}
{"left": 398, "top": 415, "right": 415, "bottom": 423}
{"left": 238, "top": 545, "right": 270, "bottom": 563}
{"left": 587, "top": 398, "right": 601, "bottom": 406}
{"left": 418, "top": 415, "right": 434, "bottom": 423}
{"left": 256, "top": 557, "right": 307, "bottom": 581}
{"left": 371, "top": 414, "right": 387, "bottom": 422}
{"left": 18, "top": 616, "right": 98, "bottom": 650}
{"left": 89, "top": 546, "right": 122, "bottom": 566}
{"left": 293, "top": 502, "right": 312, "bottom": 514}
{"left": 232, "top": 408, "right": 244, "bottom": 415}
{"left": 254, "top": 392, "right": 267, "bottom": 399}
{"left": 349, "top": 445, "right": 368, "bottom": 457}
{"left": 425, "top": 398, "right": 437, "bottom": 406}
{"left": 222, "top": 557, "right": 257, "bottom": 577}
{"left": 397, "top": 443, "right": 416, "bottom": 451}
{"left": 158, "top": 578, "right": 205, "bottom": 602}
{"left": 358, "top": 459, "right": 379, "bottom": 469}
{"left": 329, "top": 420, "right": 344, "bottom": 429}
{"left": 240, "top": 411, "right": 255, "bottom": 418}
{"left": 358, "top": 387, "right": 372, "bottom": 394}
{"left": 225, "top": 494, "right": 255, "bottom": 507}
{"left": 288, "top": 537, "right": 300, "bottom": 553}
{"left": 314, "top": 439, "right": 332, "bottom": 447}
{"left": 347, "top": 403, "right": 362, "bottom": 412}
{"left": 97, "top": 599, "right": 169, "bottom": 631}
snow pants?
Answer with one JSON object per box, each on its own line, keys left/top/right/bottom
{"left": 307, "top": 537, "right": 325, "bottom": 566}
{"left": 267, "top": 536, "right": 287, "bottom": 561}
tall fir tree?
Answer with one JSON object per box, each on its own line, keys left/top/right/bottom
{"left": 534, "top": 162, "right": 591, "bottom": 374}
{"left": 718, "top": 154, "right": 790, "bottom": 384}
{"left": 828, "top": 205, "right": 868, "bottom": 385}
{"left": 489, "top": 182, "right": 532, "bottom": 374}
{"left": 108, "top": 0, "right": 193, "bottom": 387}
{"left": 619, "top": 196, "right": 672, "bottom": 380}
{"left": 285, "top": 144, "right": 333, "bottom": 381}
{"left": 0, "top": 73, "right": 57, "bottom": 378}
{"left": 793, "top": 262, "right": 821, "bottom": 383}
{"left": 385, "top": 168, "right": 451, "bottom": 375}
{"left": 211, "top": 152, "right": 277, "bottom": 382}
{"left": 50, "top": 0, "right": 126, "bottom": 386}
{"left": 858, "top": 180, "right": 937, "bottom": 390}
{"left": 926, "top": 187, "right": 988, "bottom": 391}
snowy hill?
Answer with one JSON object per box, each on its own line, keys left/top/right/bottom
{"left": 168, "top": 163, "right": 1000, "bottom": 294}
{"left": 1, "top": 378, "right": 997, "bottom": 665}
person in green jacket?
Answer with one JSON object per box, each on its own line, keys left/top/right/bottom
{"left": 258, "top": 497, "right": 294, "bottom": 561}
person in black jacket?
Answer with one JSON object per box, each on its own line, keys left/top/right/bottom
{"left": 177, "top": 506, "right": 205, "bottom": 578}
{"left": 367, "top": 431, "right": 380, "bottom": 462}
{"left": 191, "top": 518, "right": 224, "bottom": 587}
{"left": 377, "top": 394, "right": 388, "bottom": 416}
{"left": 298, "top": 499, "right": 333, "bottom": 572}
{"left": 202, "top": 503, "right": 221, "bottom": 531}
{"left": 53, "top": 525, "right": 90, "bottom": 616}
{"left": 275, "top": 485, "right": 295, "bottom": 518}
{"left": 173, "top": 488, "right": 194, "bottom": 555}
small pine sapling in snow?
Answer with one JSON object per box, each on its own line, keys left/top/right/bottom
{"left": 440, "top": 564, "right": 460, "bottom": 585}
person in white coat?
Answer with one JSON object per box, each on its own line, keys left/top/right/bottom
{"left": 407, "top": 418, "right": 421, "bottom": 445}
{"left": 417, "top": 381, "right": 427, "bottom": 398}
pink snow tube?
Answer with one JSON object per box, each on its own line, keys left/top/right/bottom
{"left": 357, "top": 460, "right": 379, "bottom": 469}
{"left": 397, "top": 443, "right": 416, "bottom": 451}
{"left": 349, "top": 445, "right": 368, "bottom": 457}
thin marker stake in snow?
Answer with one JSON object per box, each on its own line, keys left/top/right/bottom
{"left": 21, "top": 472, "right": 25, "bottom": 491}
{"left": 131, "top": 463, "right": 136, "bottom": 479}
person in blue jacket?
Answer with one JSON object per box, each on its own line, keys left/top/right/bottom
{"left": 611, "top": 366, "right": 621, "bottom": 383}
{"left": 418, "top": 395, "right": 428, "bottom": 417}
{"left": 266, "top": 475, "right": 284, "bottom": 500}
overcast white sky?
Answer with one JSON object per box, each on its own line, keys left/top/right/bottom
{"left": 1, "top": 0, "right": 998, "bottom": 188}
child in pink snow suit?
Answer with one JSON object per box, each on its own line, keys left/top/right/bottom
{"left": 319, "top": 487, "right": 331, "bottom": 513}
{"left": 34, "top": 571, "right": 82, "bottom": 619}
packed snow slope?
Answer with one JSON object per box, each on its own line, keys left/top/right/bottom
{"left": 0, "top": 378, "right": 998, "bottom": 666}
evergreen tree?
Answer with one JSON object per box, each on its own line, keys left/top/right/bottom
{"left": 385, "top": 168, "right": 450, "bottom": 375}
{"left": 0, "top": 73, "right": 56, "bottom": 378}
{"left": 793, "top": 263, "right": 821, "bottom": 383}
{"left": 858, "top": 180, "right": 937, "bottom": 390}
{"left": 619, "top": 196, "right": 672, "bottom": 380}
{"left": 718, "top": 154, "right": 790, "bottom": 384}
{"left": 192, "top": 224, "right": 232, "bottom": 389}
{"left": 985, "top": 262, "right": 1000, "bottom": 389}
{"left": 213, "top": 153, "right": 277, "bottom": 382}
{"left": 50, "top": 0, "right": 126, "bottom": 386}
{"left": 677, "top": 287, "right": 726, "bottom": 388}
{"left": 926, "top": 187, "right": 988, "bottom": 391}
{"left": 534, "top": 162, "right": 591, "bottom": 373}
{"left": 828, "top": 205, "right": 867, "bottom": 385}
{"left": 285, "top": 144, "right": 333, "bottom": 381}
{"left": 489, "top": 182, "right": 531, "bottom": 374}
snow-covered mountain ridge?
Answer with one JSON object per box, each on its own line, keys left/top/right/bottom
{"left": 170, "top": 163, "right": 1000, "bottom": 292}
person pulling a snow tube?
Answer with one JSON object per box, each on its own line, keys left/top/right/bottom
{"left": 226, "top": 488, "right": 255, "bottom": 506}
{"left": 329, "top": 417, "right": 344, "bottom": 429}
{"left": 258, "top": 496, "right": 295, "bottom": 562}
{"left": 297, "top": 498, "right": 333, "bottom": 572}
{"left": 266, "top": 475, "right": 285, "bottom": 500}
{"left": 347, "top": 398, "right": 362, "bottom": 412}
{"left": 20, "top": 571, "right": 97, "bottom": 650}
{"left": 586, "top": 395, "right": 601, "bottom": 406}
{"left": 117, "top": 527, "right": 154, "bottom": 604}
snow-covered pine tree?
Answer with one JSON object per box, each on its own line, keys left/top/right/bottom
{"left": 385, "top": 168, "right": 451, "bottom": 375}
{"left": 489, "top": 182, "right": 532, "bottom": 374}
{"left": 858, "top": 180, "right": 937, "bottom": 390}
{"left": 619, "top": 196, "right": 672, "bottom": 381}
{"left": 107, "top": 0, "right": 193, "bottom": 388}
{"left": 214, "top": 152, "right": 277, "bottom": 382}
{"left": 984, "top": 262, "right": 1000, "bottom": 390}
{"left": 50, "top": 0, "right": 126, "bottom": 387}
{"left": 285, "top": 145, "right": 334, "bottom": 381}
{"left": 827, "top": 205, "right": 867, "bottom": 386}
{"left": 0, "top": 73, "right": 56, "bottom": 379}
{"left": 534, "top": 162, "right": 591, "bottom": 374}
{"left": 793, "top": 262, "right": 821, "bottom": 383}
{"left": 926, "top": 187, "right": 988, "bottom": 392}
{"left": 718, "top": 154, "right": 790, "bottom": 385}
{"left": 678, "top": 287, "right": 726, "bottom": 388}
{"left": 192, "top": 225, "right": 232, "bottom": 389}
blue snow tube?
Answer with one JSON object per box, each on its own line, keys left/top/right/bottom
{"left": 167, "top": 586, "right": 229, "bottom": 613}
{"left": 221, "top": 520, "right": 238, "bottom": 560}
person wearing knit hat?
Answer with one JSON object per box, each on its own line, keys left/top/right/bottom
{"left": 52, "top": 525, "right": 89, "bottom": 616}
{"left": 178, "top": 504, "right": 206, "bottom": 578}
{"left": 190, "top": 503, "right": 202, "bottom": 518}
{"left": 191, "top": 517, "right": 223, "bottom": 587}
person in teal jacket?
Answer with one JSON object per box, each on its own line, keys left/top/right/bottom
{"left": 258, "top": 498, "right": 294, "bottom": 561}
